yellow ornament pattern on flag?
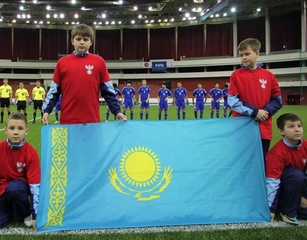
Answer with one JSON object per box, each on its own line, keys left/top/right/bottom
{"left": 45, "top": 128, "right": 68, "bottom": 227}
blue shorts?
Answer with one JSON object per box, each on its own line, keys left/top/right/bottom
{"left": 140, "top": 99, "right": 149, "bottom": 109}
{"left": 194, "top": 101, "right": 204, "bottom": 111}
{"left": 223, "top": 101, "right": 229, "bottom": 110}
{"left": 0, "top": 179, "right": 30, "bottom": 228}
{"left": 123, "top": 100, "right": 134, "bottom": 109}
{"left": 211, "top": 101, "right": 220, "bottom": 110}
{"left": 176, "top": 100, "right": 186, "bottom": 110}
{"left": 56, "top": 102, "right": 61, "bottom": 111}
{"left": 159, "top": 101, "right": 168, "bottom": 111}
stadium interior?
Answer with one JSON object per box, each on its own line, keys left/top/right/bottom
{"left": 0, "top": 0, "right": 306, "bottom": 104}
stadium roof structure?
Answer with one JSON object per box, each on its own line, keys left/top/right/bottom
{"left": 0, "top": 0, "right": 302, "bottom": 29}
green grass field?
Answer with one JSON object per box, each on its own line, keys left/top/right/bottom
{"left": 0, "top": 104, "right": 307, "bottom": 239}
{"left": 1, "top": 227, "right": 307, "bottom": 240}
{"left": 1, "top": 104, "right": 307, "bottom": 154}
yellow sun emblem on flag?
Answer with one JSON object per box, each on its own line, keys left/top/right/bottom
{"left": 109, "top": 146, "right": 173, "bottom": 201}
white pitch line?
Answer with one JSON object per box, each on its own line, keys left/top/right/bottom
{"left": 0, "top": 113, "right": 55, "bottom": 132}
{"left": 1, "top": 221, "right": 307, "bottom": 235}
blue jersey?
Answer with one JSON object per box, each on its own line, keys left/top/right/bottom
{"left": 193, "top": 88, "right": 207, "bottom": 102}
{"left": 138, "top": 86, "right": 151, "bottom": 100}
{"left": 115, "top": 89, "right": 122, "bottom": 99}
{"left": 55, "top": 95, "right": 62, "bottom": 111}
{"left": 158, "top": 88, "right": 171, "bottom": 102}
{"left": 222, "top": 88, "right": 229, "bottom": 109}
{"left": 122, "top": 87, "right": 135, "bottom": 101}
{"left": 222, "top": 89, "right": 228, "bottom": 101}
{"left": 209, "top": 88, "right": 223, "bottom": 101}
{"left": 57, "top": 95, "right": 62, "bottom": 104}
{"left": 174, "top": 87, "right": 187, "bottom": 101}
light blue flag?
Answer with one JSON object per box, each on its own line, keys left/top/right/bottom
{"left": 36, "top": 117, "right": 270, "bottom": 232}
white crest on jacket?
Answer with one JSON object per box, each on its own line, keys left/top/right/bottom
{"left": 16, "top": 162, "right": 26, "bottom": 172}
{"left": 259, "top": 79, "right": 267, "bottom": 89}
{"left": 85, "top": 65, "right": 94, "bottom": 75}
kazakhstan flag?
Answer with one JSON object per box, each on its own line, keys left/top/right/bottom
{"left": 36, "top": 117, "right": 270, "bottom": 232}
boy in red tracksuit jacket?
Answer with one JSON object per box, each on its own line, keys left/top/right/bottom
{"left": 266, "top": 113, "right": 307, "bottom": 225}
{"left": 0, "top": 112, "right": 40, "bottom": 230}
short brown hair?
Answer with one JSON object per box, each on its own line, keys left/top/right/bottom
{"left": 7, "top": 112, "right": 27, "bottom": 127}
{"left": 277, "top": 113, "right": 302, "bottom": 130}
{"left": 71, "top": 24, "right": 94, "bottom": 42}
{"left": 238, "top": 38, "right": 261, "bottom": 52}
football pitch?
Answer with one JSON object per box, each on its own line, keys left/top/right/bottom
{"left": 0, "top": 104, "right": 306, "bottom": 156}
{"left": 0, "top": 105, "right": 307, "bottom": 239}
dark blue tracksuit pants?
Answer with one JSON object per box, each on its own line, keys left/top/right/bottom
{"left": 279, "top": 168, "right": 307, "bottom": 219}
{"left": 0, "top": 179, "right": 31, "bottom": 228}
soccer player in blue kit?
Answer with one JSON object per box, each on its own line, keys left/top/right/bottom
{"left": 174, "top": 82, "right": 187, "bottom": 120}
{"left": 157, "top": 82, "right": 171, "bottom": 120}
{"left": 208, "top": 83, "right": 223, "bottom": 118}
{"left": 106, "top": 83, "right": 122, "bottom": 121}
{"left": 122, "top": 81, "right": 135, "bottom": 120}
{"left": 221, "top": 83, "right": 229, "bottom": 117}
{"left": 54, "top": 95, "right": 62, "bottom": 124}
{"left": 138, "top": 79, "right": 151, "bottom": 120}
{"left": 192, "top": 83, "right": 207, "bottom": 119}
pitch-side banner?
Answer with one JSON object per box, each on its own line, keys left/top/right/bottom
{"left": 36, "top": 117, "right": 270, "bottom": 232}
